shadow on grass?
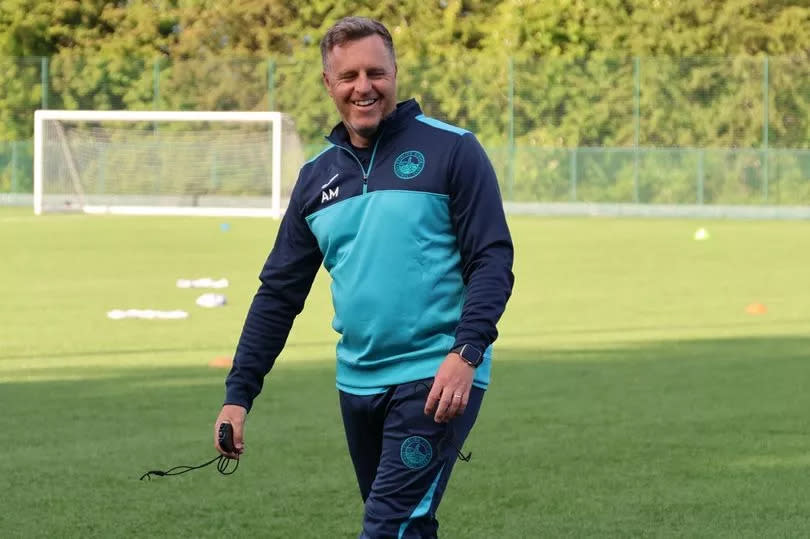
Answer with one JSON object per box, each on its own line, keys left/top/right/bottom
{"left": 0, "top": 339, "right": 338, "bottom": 361}
{"left": 503, "top": 317, "right": 810, "bottom": 339}
{"left": 3, "top": 333, "right": 808, "bottom": 394}
{"left": 496, "top": 333, "right": 810, "bottom": 361}
{"left": 2, "top": 335, "right": 810, "bottom": 537}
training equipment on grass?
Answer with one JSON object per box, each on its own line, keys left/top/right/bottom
{"left": 208, "top": 356, "right": 234, "bottom": 368}
{"left": 176, "top": 277, "right": 229, "bottom": 289}
{"left": 106, "top": 309, "right": 188, "bottom": 320}
{"left": 195, "top": 293, "right": 227, "bottom": 308}
{"left": 693, "top": 227, "right": 710, "bottom": 240}
{"left": 33, "top": 109, "right": 305, "bottom": 217}
{"left": 745, "top": 302, "right": 767, "bottom": 315}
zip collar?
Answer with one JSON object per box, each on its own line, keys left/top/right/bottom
{"left": 332, "top": 134, "right": 383, "bottom": 187}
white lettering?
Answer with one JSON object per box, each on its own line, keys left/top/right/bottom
{"left": 321, "top": 186, "right": 339, "bottom": 203}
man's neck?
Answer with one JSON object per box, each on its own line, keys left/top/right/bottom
{"left": 347, "top": 129, "right": 375, "bottom": 149}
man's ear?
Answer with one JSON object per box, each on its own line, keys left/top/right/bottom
{"left": 322, "top": 71, "right": 333, "bottom": 97}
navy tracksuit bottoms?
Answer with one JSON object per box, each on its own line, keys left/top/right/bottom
{"left": 339, "top": 378, "right": 485, "bottom": 539}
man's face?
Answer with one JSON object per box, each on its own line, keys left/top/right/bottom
{"left": 322, "top": 34, "right": 397, "bottom": 148}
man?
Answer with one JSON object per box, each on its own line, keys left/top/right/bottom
{"left": 214, "top": 16, "right": 513, "bottom": 538}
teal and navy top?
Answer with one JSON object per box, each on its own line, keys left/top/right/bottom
{"left": 225, "top": 99, "right": 514, "bottom": 410}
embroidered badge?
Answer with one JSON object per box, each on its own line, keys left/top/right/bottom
{"left": 394, "top": 150, "right": 425, "bottom": 180}
{"left": 400, "top": 436, "right": 432, "bottom": 469}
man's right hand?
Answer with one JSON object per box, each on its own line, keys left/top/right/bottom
{"left": 214, "top": 404, "right": 247, "bottom": 459}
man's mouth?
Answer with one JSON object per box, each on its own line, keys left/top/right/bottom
{"left": 353, "top": 98, "right": 378, "bottom": 107}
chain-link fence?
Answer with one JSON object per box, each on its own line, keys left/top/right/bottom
{"left": 2, "top": 54, "right": 808, "bottom": 206}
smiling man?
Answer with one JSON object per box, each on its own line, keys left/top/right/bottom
{"left": 214, "top": 16, "right": 514, "bottom": 539}
{"left": 321, "top": 24, "right": 397, "bottom": 148}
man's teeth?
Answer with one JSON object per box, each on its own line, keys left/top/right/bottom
{"left": 355, "top": 99, "right": 376, "bottom": 106}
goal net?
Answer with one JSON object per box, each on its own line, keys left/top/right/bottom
{"left": 33, "top": 110, "right": 305, "bottom": 217}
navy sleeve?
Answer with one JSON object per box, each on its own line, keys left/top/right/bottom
{"left": 448, "top": 133, "right": 515, "bottom": 354}
{"left": 224, "top": 177, "right": 323, "bottom": 411}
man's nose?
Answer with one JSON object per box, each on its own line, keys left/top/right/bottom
{"left": 355, "top": 72, "right": 372, "bottom": 93}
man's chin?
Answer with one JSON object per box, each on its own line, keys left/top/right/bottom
{"left": 351, "top": 122, "right": 381, "bottom": 141}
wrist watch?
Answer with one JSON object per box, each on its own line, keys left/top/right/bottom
{"left": 450, "top": 344, "right": 483, "bottom": 368}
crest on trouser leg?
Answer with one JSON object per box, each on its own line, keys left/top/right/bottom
{"left": 400, "top": 436, "right": 432, "bottom": 469}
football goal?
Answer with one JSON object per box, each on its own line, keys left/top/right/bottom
{"left": 33, "top": 109, "right": 305, "bottom": 217}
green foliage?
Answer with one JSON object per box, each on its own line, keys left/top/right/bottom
{"left": 2, "top": 0, "right": 809, "bottom": 145}
{"left": 1, "top": 0, "right": 809, "bottom": 201}
{"left": 0, "top": 56, "right": 42, "bottom": 140}
{"left": 0, "top": 139, "right": 31, "bottom": 192}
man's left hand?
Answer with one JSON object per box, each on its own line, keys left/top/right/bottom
{"left": 424, "top": 352, "right": 475, "bottom": 423}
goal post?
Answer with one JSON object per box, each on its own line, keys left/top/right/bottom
{"left": 33, "top": 109, "right": 300, "bottom": 218}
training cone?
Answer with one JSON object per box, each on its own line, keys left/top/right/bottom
{"left": 694, "top": 228, "right": 710, "bottom": 241}
{"left": 745, "top": 303, "right": 767, "bottom": 315}
{"left": 208, "top": 356, "right": 233, "bottom": 368}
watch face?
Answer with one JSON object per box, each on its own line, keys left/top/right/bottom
{"left": 456, "top": 345, "right": 482, "bottom": 366}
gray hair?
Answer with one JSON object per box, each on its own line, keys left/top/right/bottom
{"left": 320, "top": 16, "right": 396, "bottom": 71}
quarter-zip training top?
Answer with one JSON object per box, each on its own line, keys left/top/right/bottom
{"left": 225, "top": 99, "right": 514, "bottom": 410}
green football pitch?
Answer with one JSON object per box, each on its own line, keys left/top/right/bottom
{"left": 1, "top": 207, "right": 809, "bottom": 538}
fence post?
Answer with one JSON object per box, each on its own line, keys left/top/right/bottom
{"left": 697, "top": 148, "right": 704, "bottom": 204}
{"left": 99, "top": 149, "right": 106, "bottom": 194}
{"left": 762, "top": 54, "right": 769, "bottom": 202}
{"left": 570, "top": 147, "right": 578, "bottom": 202}
{"left": 633, "top": 56, "right": 640, "bottom": 203}
{"left": 211, "top": 151, "right": 219, "bottom": 189}
{"left": 507, "top": 56, "right": 515, "bottom": 201}
{"left": 267, "top": 58, "right": 276, "bottom": 111}
{"left": 40, "top": 57, "right": 49, "bottom": 109}
{"left": 11, "top": 141, "right": 18, "bottom": 193}
{"left": 153, "top": 57, "right": 161, "bottom": 110}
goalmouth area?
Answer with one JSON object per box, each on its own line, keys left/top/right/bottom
{"left": 33, "top": 109, "right": 300, "bottom": 218}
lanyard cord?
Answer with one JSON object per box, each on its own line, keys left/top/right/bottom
{"left": 140, "top": 454, "right": 238, "bottom": 481}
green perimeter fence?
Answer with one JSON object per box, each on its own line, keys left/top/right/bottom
{"left": 1, "top": 54, "right": 809, "bottom": 205}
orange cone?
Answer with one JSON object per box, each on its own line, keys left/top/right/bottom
{"left": 745, "top": 303, "right": 767, "bottom": 315}
{"left": 208, "top": 356, "right": 233, "bottom": 368}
